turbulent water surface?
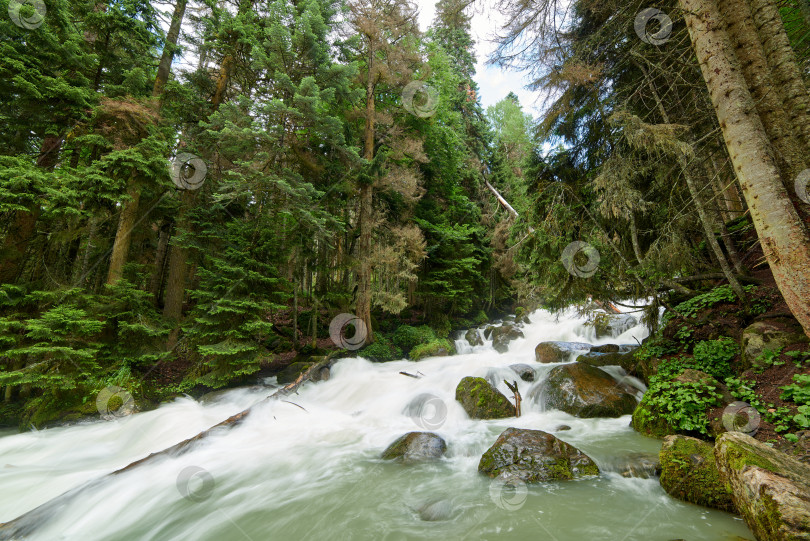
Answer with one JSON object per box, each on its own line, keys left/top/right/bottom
{"left": 0, "top": 307, "right": 753, "bottom": 540}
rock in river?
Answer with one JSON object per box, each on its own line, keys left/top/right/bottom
{"left": 455, "top": 377, "right": 515, "bottom": 419}
{"left": 534, "top": 362, "right": 637, "bottom": 418}
{"left": 535, "top": 341, "right": 592, "bottom": 363}
{"left": 509, "top": 363, "right": 535, "bottom": 382}
{"left": 381, "top": 432, "right": 447, "bottom": 464}
{"left": 478, "top": 427, "right": 599, "bottom": 482}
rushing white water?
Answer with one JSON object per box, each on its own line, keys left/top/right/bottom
{"left": 0, "top": 307, "right": 753, "bottom": 540}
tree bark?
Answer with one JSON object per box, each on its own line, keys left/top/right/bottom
{"left": 680, "top": 0, "right": 810, "bottom": 336}
{"left": 749, "top": 0, "right": 810, "bottom": 153}
{"left": 720, "top": 0, "right": 806, "bottom": 180}
{"left": 106, "top": 178, "right": 141, "bottom": 285}
{"left": 153, "top": 0, "right": 187, "bottom": 97}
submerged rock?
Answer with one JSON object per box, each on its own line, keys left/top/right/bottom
{"left": 534, "top": 362, "right": 637, "bottom": 418}
{"left": 741, "top": 318, "right": 809, "bottom": 371}
{"left": 509, "top": 364, "right": 535, "bottom": 382}
{"left": 455, "top": 377, "right": 515, "bottom": 419}
{"left": 465, "top": 329, "right": 483, "bottom": 347}
{"left": 416, "top": 499, "right": 454, "bottom": 521}
{"left": 659, "top": 435, "right": 734, "bottom": 512}
{"left": 491, "top": 324, "right": 525, "bottom": 353}
{"left": 534, "top": 341, "right": 592, "bottom": 363}
{"left": 715, "top": 432, "right": 810, "bottom": 541}
{"left": 478, "top": 427, "right": 599, "bottom": 482}
{"left": 615, "top": 453, "right": 661, "bottom": 479}
{"left": 381, "top": 432, "right": 447, "bottom": 464}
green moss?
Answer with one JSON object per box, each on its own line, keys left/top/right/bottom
{"left": 659, "top": 436, "right": 735, "bottom": 512}
{"left": 455, "top": 377, "right": 514, "bottom": 419}
{"left": 410, "top": 339, "right": 455, "bottom": 361}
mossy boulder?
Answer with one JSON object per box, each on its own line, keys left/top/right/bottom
{"left": 276, "top": 361, "right": 314, "bottom": 384}
{"left": 478, "top": 427, "right": 599, "bottom": 482}
{"left": 714, "top": 432, "right": 810, "bottom": 541}
{"left": 455, "top": 376, "right": 515, "bottom": 419}
{"left": 632, "top": 369, "right": 733, "bottom": 438}
{"left": 410, "top": 339, "right": 455, "bottom": 360}
{"left": 659, "top": 435, "right": 735, "bottom": 512}
{"left": 534, "top": 362, "right": 637, "bottom": 418}
{"left": 534, "top": 341, "right": 593, "bottom": 363}
{"left": 465, "top": 329, "right": 483, "bottom": 347}
{"left": 381, "top": 432, "right": 447, "bottom": 464}
{"left": 490, "top": 324, "right": 525, "bottom": 353}
{"left": 741, "top": 318, "right": 809, "bottom": 371}
{"left": 591, "top": 344, "right": 620, "bottom": 353}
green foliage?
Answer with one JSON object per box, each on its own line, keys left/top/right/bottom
{"left": 640, "top": 377, "right": 724, "bottom": 436}
{"left": 692, "top": 337, "right": 738, "bottom": 380}
{"left": 754, "top": 347, "right": 784, "bottom": 373}
{"left": 410, "top": 338, "right": 455, "bottom": 361}
{"left": 390, "top": 325, "right": 435, "bottom": 354}
{"left": 780, "top": 374, "right": 810, "bottom": 405}
{"left": 359, "top": 335, "right": 403, "bottom": 363}
{"left": 666, "top": 285, "right": 756, "bottom": 322}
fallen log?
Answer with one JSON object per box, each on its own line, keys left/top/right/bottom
{"left": 0, "top": 355, "right": 340, "bottom": 538}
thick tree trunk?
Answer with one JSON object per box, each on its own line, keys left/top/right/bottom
{"left": 106, "top": 179, "right": 141, "bottom": 285}
{"left": 162, "top": 192, "right": 195, "bottom": 322}
{"left": 749, "top": 0, "right": 810, "bottom": 153}
{"left": 149, "top": 219, "right": 171, "bottom": 302}
{"left": 721, "top": 0, "right": 806, "bottom": 179}
{"left": 680, "top": 0, "right": 810, "bottom": 336}
{"left": 152, "top": 0, "right": 187, "bottom": 97}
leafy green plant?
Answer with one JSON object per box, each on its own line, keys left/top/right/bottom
{"left": 643, "top": 376, "right": 725, "bottom": 436}
{"left": 780, "top": 374, "right": 810, "bottom": 405}
{"left": 665, "top": 285, "right": 756, "bottom": 322}
{"left": 755, "top": 347, "right": 784, "bottom": 373}
{"left": 692, "top": 337, "right": 738, "bottom": 380}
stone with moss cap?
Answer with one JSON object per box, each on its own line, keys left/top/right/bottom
{"left": 714, "top": 432, "right": 810, "bottom": 541}
{"left": 534, "top": 362, "right": 638, "bottom": 418}
{"left": 478, "top": 427, "right": 599, "bottom": 482}
{"left": 455, "top": 376, "right": 515, "bottom": 419}
{"left": 659, "top": 435, "right": 735, "bottom": 512}
{"left": 410, "top": 339, "right": 455, "bottom": 361}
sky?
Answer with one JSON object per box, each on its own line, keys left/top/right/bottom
{"left": 416, "top": 0, "right": 545, "bottom": 117}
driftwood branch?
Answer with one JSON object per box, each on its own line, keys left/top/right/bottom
{"left": 504, "top": 380, "right": 521, "bottom": 418}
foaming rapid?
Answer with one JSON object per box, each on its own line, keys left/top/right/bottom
{"left": 0, "top": 307, "right": 752, "bottom": 540}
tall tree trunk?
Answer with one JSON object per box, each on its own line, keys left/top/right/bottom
{"left": 107, "top": 178, "right": 141, "bottom": 285}
{"left": 163, "top": 192, "right": 196, "bottom": 321}
{"left": 355, "top": 55, "right": 376, "bottom": 343}
{"left": 721, "top": 0, "right": 806, "bottom": 180}
{"left": 749, "top": 0, "right": 810, "bottom": 153}
{"left": 153, "top": 0, "right": 187, "bottom": 97}
{"left": 680, "top": 0, "right": 810, "bottom": 336}
{"left": 149, "top": 219, "right": 171, "bottom": 302}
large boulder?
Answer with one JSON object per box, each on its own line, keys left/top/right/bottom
{"left": 478, "top": 427, "right": 599, "bottom": 482}
{"left": 659, "top": 435, "right": 735, "bottom": 512}
{"left": 593, "top": 313, "right": 638, "bottom": 338}
{"left": 490, "top": 324, "right": 525, "bottom": 353}
{"left": 455, "top": 377, "right": 515, "bottom": 419}
{"left": 715, "top": 432, "right": 810, "bottom": 541}
{"left": 535, "top": 341, "right": 592, "bottom": 363}
{"left": 381, "top": 432, "right": 447, "bottom": 464}
{"left": 741, "top": 318, "right": 809, "bottom": 371}
{"left": 276, "top": 361, "right": 314, "bottom": 384}
{"left": 465, "top": 329, "right": 483, "bottom": 347}
{"left": 632, "top": 369, "right": 733, "bottom": 438}
{"left": 533, "top": 362, "right": 637, "bottom": 418}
